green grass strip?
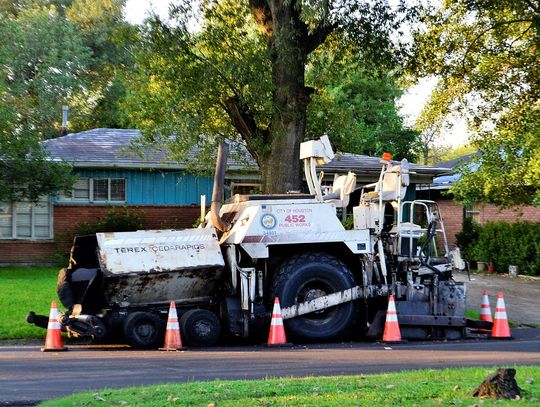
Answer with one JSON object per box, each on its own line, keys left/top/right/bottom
{"left": 40, "top": 366, "right": 540, "bottom": 406}
{"left": 0, "top": 267, "right": 58, "bottom": 340}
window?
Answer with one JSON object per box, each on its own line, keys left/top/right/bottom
{"left": 464, "top": 205, "right": 480, "bottom": 223}
{"left": 61, "top": 178, "right": 126, "bottom": 202}
{"left": 230, "top": 182, "right": 262, "bottom": 195}
{"left": 0, "top": 197, "right": 52, "bottom": 240}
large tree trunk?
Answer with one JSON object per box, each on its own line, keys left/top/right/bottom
{"left": 264, "top": 3, "right": 308, "bottom": 193}
{"left": 256, "top": 1, "right": 309, "bottom": 193}
{"left": 246, "top": 0, "right": 333, "bottom": 193}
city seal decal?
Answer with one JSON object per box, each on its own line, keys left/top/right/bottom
{"left": 260, "top": 213, "right": 277, "bottom": 230}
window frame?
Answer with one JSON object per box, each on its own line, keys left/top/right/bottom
{"left": 0, "top": 198, "right": 53, "bottom": 240}
{"left": 230, "top": 182, "right": 262, "bottom": 196}
{"left": 60, "top": 177, "right": 127, "bottom": 203}
{"left": 464, "top": 205, "right": 480, "bottom": 223}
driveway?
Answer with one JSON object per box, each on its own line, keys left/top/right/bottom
{"left": 454, "top": 270, "right": 540, "bottom": 326}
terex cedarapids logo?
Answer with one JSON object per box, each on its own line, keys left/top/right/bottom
{"left": 260, "top": 213, "right": 277, "bottom": 229}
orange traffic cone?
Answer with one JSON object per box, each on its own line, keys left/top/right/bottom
{"left": 267, "top": 297, "right": 291, "bottom": 346}
{"left": 479, "top": 290, "right": 493, "bottom": 332}
{"left": 491, "top": 293, "right": 512, "bottom": 339}
{"left": 159, "top": 302, "right": 185, "bottom": 351}
{"left": 41, "top": 301, "right": 67, "bottom": 352}
{"left": 382, "top": 295, "right": 401, "bottom": 343}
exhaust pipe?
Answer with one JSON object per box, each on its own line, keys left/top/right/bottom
{"left": 211, "top": 142, "right": 231, "bottom": 232}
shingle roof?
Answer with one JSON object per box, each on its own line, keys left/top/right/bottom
{"left": 435, "top": 152, "right": 480, "bottom": 169}
{"left": 41, "top": 128, "right": 448, "bottom": 182}
{"left": 41, "top": 128, "right": 256, "bottom": 171}
{"left": 320, "top": 153, "right": 448, "bottom": 176}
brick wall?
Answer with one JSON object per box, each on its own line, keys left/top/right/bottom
{"left": 0, "top": 240, "right": 56, "bottom": 265}
{"left": 476, "top": 204, "right": 540, "bottom": 224}
{"left": 0, "top": 204, "right": 201, "bottom": 265}
{"left": 437, "top": 199, "right": 464, "bottom": 249}
{"left": 436, "top": 198, "right": 540, "bottom": 249}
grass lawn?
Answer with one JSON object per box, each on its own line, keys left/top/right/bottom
{"left": 0, "top": 267, "right": 58, "bottom": 340}
{"left": 39, "top": 366, "right": 540, "bottom": 406}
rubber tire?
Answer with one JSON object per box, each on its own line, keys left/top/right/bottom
{"left": 180, "top": 309, "right": 221, "bottom": 347}
{"left": 123, "top": 312, "right": 164, "bottom": 349}
{"left": 272, "top": 252, "right": 359, "bottom": 342}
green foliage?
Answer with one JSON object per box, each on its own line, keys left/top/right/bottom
{"left": 0, "top": 0, "right": 132, "bottom": 140}
{"left": 341, "top": 215, "right": 354, "bottom": 230}
{"left": 0, "top": 133, "right": 74, "bottom": 202}
{"left": 469, "top": 222, "right": 540, "bottom": 276}
{"left": 306, "top": 34, "right": 420, "bottom": 161}
{"left": 411, "top": 0, "right": 540, "bottom": 206}
{"left": 455, "top": 217, "right": 480, "bottom": 259}
{"left": 75, "top": 206, "right": 143, "bottom": 236}
{"left": 0, "top": 7, "right": 91, "bottom": 139}
{"left": 0, "top": 267, "right": 58, "bottom": 340}
{"left": 438, "top": 145, "right": 476, "bottom": 164}
{"left": 41, "top": 367, "right": 540, "bottom": 406}
{"left": 451, "top": 105, "right": 540, "bottom": 207}
{"left": 123, "top": 0, "right": 270, "bottom": 172}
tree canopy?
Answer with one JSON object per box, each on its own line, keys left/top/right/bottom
{"left": 411, "top": 0, "right": 540, "bottom": 207}
{"left": 0, "top": 0, "right": 134, "bottom": 201}
{"left": 125, "top": 0, "right": 419, "bottom": 192}
{"left": 306, "top": 36, "right": 419, "bottom": 161}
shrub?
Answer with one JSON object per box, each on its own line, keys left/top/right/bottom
{"left": 470, "top": 221, "right": 540, "bottom": 276}
{"left": 455, "top": 217, "right": 480, "bottom": 259}
{"left": 75, "top": 206, "right": 143, "bottom": 235}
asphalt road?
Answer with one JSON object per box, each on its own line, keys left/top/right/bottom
{"left": 1, "top": 328, "right": 540, "bottom": 406}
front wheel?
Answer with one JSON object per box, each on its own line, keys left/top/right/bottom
{"left": 272, "top": 252, "right": 360, "bottom": 342}
{"left": 123, "top": 312, "right": 164, "bottom": 349}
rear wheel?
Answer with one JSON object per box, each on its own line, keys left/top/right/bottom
{"left": 123, "top": 312, "right": 164, "bottom": 349}
{"left": 180, "top": 309, "right": 221, "bottom": 347}
{"left": 272, "top": 252, "right": 360, "bottom": 342}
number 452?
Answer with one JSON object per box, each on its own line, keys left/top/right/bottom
{"left": 284, "top": 215, "right": 305, "bottom": 223}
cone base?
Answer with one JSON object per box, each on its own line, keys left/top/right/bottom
{"left": 265, "top": 342, "right": 293, "bottom": 348}
{"left": 381, "top": 340, "right": 405, "bottom": 344}
{"left": 159, "top": 347, "right": 186, "bottom": 351}
{"left": 490, "top": 335, "right": 513, "bottom": 340}
{"left": 41, "top": 347, "right": 68, "bottom": 352}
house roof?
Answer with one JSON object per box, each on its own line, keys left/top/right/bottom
{"left": 320, "top": 152, "right": 449, "bottom": 184}
{"left": 41, "top": 128, "right": 256, "bottom": 171}
{"left": 424, "top": 152, "right": 480, "bottom": 190}
{"left": 42, "top": 128, "right": 447, "bottom": 183}
{"left": 435, "top": 152, "right": 480, "bottom": 169}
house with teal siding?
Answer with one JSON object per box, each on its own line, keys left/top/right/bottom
{"left": 0, "top": 128, "right": 259, "bottom": 264}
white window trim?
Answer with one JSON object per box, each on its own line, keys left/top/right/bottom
{"left": 0, "top": 199, "right": 53, "bottom": 240}
{"left": 60, "top": 178, "right": 127, "bottom": 203}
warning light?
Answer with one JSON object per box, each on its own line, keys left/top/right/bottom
{"left": 382, "top": 152, "right": 393, "bottom": 161}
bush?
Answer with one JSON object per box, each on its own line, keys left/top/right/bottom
{"left": 469, "top": 221, "right": 540, "bottom": 276}
{"left": 455, "top": 217, "right": 480, "bottom": 259}
{"left": 75, "top": 206, "right": 143, "bottom": 235}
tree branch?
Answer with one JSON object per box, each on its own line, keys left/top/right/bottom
{"left": 305, "top": 23, "right": 337, "bottom": 54}
{"left": 188, "top": 48, "right": 242, "bottom": 98}
{"left": 221, "top": 96, "right": 269, "bottom": 161}
{"left": 462, "top": 19, "right": 534, "bottom": 72}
